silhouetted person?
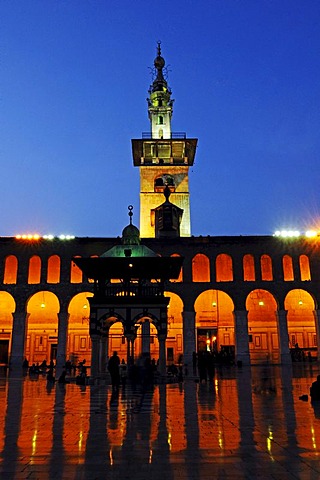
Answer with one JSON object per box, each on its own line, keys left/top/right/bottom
{"left": 58, "top": 369, "right": 69, "bottom": 384}
{"left": 108, "top": 351, "right": 120, "bottom": 391}
{"left": 192, "top": 351, "right": 197, "bottom": 375}
{"left": 198, "top": 352, "right": 207, "bottom": 383}
{"left": 47, "top": 367, "right": 55, "bottom": 384}
{"left": 310, "top": 375, "right": 320, "bottom": 401}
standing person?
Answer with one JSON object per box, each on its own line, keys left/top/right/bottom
{"left": 108, "top": 351, "right": 120, "bottom": 391}
{"left": 192, "top": 351, "right": 197, "bottom": 376}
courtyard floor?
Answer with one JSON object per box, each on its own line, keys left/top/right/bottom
{"left": 0, "top": 364, "right": 320, "bottom": 479}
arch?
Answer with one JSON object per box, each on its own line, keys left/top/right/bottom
{"left": 0, "top": 292, "right": 15, "bottom": 364}
{"left": 216, "top": 254, "right": 233, "bottom": 282}
{"left": 260, "top": 254, "right": 273, "bottom": 281}
{"left": 47, "top": 255, "right": 60, "bottom": 283}
{"left": 285, "top": 289, "right": 316, "bottom": 355}
{"left": 28, "top": 255, "right": 41, "bottom": 284}
{"left": 158, "top": 115, "right": 164, "bottom": 125}
{"left": 154, "top": 174, "right": 175, "bottom": 191}
{"left": 3, "top": 255, "right": 18, "bottom": 284}
{"left": 243, "top": 254, "right": 255, "bottom": 281}
{"left": 170, "top": 253, "right": 183, "bottom": 282}
{"left": 26, "top": 291, "right": 60, "bottom": 364}
{"left": 67, "top": 292, "right": 94, "bottom": 365}
{"left": 165, "top": 291, "right": 184, "bottom": 364}
{"left": 246, "top": 289, "right": 278, "bottom": 364}
{"left": 299, "top": 255, "right": 311, "bottom": 281}
{"left": 283, "top": 255, "right": 294, "bottom": 281}
{"left": 194, "top": 289, "right": 234, "bottom": 356}
{"left": 70, "top": 256, "right": 83, "bottom": 283}
{"left": 192, "top": 253, "right": 210, "bottom": 282}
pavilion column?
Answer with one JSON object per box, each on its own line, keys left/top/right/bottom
{"left": 158, "top": 334, "right": 167, "bottom": 376}
{"left": 9, "top": 309, "right": 28, "bottom": 370}
{"left": 234, "top": 310, "right": 250, "bottom": 366}
{"left": 131, "top": 337, "right": 135, "bottom": 363}
{"left": 313, "top": 310, "right": 320, "bottom": 362}
{"left": 56, "top": 311, "right": 69, "bottom": 370}
{"left": 182, "top": 311, "right": 196, "bottom": 375}
{"left": 90, "top": 334, "right": 100, "bottom": 378}
{"left": 141, "top": 322, "right": 150, "bottom": 355}
{"left": 100, "top": 336, "right": 107, "bottom": 374}
{"left": 277, "top": 310, "right": 291, "bottom": 364}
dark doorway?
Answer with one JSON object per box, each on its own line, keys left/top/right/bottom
{"left": 0, "top": 340, "right": 9, "bottom": 364}
{"left": 50, "top": 344, "right": 57, "bottom": 362}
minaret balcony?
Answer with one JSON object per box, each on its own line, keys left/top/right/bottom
{"left": 142, "top": 132, "right": 186, "bottom": 139}
{"left": 132, "top": 137, "right": 197, "bottom": 166}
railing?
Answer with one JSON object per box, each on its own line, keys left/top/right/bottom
{"left": 104, "top": 284, "right": 164, "bottom": 297}
{"left": 141, "top": 132, "right": 186, "bottom": 139}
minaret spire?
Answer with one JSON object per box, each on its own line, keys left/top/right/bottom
{"left": 147, "top": 42, "right": 174, "bottom": 139}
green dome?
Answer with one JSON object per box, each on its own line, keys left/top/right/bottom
{"left": 122, "top": 223, "right": 140, "bottom": 245}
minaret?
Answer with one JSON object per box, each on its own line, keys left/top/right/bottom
{"left": 132, "top": 43, "right": 197, "bottom": 238}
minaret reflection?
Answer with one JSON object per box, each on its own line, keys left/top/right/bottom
{"left": 49, "top": 383, "right": 66, "bottom": 479}
{"left": 0, "top": 374, "right": 23, "bottom": 480}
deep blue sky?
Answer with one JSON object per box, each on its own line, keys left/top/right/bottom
{"left": 2, "top": 1, "right": 320, "bottom": 237}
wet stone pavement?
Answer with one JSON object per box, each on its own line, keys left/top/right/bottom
{"left": 1, "top": 364, "right": 320, "bottom": 479}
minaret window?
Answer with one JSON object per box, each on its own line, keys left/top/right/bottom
{"left": 158, "top": 115, "right": 164, "bottom": 125}
{"left": 154, "top": 174, "right": 175, "bottom": 192}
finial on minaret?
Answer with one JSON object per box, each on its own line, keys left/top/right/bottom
{"left": 157, "top": 40, "right": 161, "bottom": 57}
{"left": 128, "top": 205, "right": 133, "bottom": 225}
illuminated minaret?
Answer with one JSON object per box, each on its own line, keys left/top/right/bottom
{"left": 132, "top": 43, "right": 197, "bottom": 238}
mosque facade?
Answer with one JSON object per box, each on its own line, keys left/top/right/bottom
{"left": 1, "top": 45, "right": 320, "bottom": 373}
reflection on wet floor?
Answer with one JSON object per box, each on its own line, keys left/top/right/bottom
{"left": 0, "top": 364, "right": 320, "bottom": 479}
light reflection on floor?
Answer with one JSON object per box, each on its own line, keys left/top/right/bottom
{"left": 0, "top": 364, "right": 320, "bottom": 479}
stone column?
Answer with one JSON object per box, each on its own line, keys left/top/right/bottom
{"left": 313, "top": 310, "right": 320, "bottom": 362}
{"left": 56, "top": 312, "right": 69, "bottom": 370}
{"left": 234, "top": 310, "right": 250, "bottom": 365}
{"left": 90, "top": 334, "right": 100, "bottom": 379}
{"left": 158, "top": 334, "right": 167, "bottom": 376}
{"left": 182, "top": 311, "right": 196, "bottom": 374}
{"left": 141, "top": 321, "right": 150, "bottom": 354}
{"left": 9, "top": 309, "right": 28, "bottom": 370}
{"left": 277, "top": 310, "right": 291, "bottom": 364}
{"left": 99, "top": 336, "right": 107, "bottom": 374}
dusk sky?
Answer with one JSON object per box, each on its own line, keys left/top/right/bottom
{"left": 2, "top": 1, "right": 320, "bottom": 237}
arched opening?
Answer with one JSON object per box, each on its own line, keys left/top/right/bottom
{"left": 68, "top": 292, "right": 94, "bottom": 366}
{"left": 246, "top": 289, "right": 278, "bottom": 364}
{"left": 299, "top": 255, "right": 311, "bottom": 281}
{"left": 194, "top": 289, "right": 235, "bottom": 363}
{"left": 170, "top": 253, "right": 183, "bottom": 282}
{"left": 283, "top": 255, "right": 294, "bottom": 281}
{"left": 26, "top": 291, "right": 60, "bottom": 364}
{"left": 285, "top": 289, "right": 316, "bottom": 360}
{"left": 47, "top": 255, "right": 60, "bottom": 283}
{"left": 243, "top": 254, "right": 255, "bottom": 281}
{"left": 216, "top": 254, "right": 233, "bottom": 282}
{"left": 192, "top": 253, "right": 210, "bottom": 282}
{"left": 28, "top": 256, "right": 41, "bottom": 284}
{"left": 70, "top": 257, "right": 83, "bottom": 283}
{"left": 165, "top": 292, "right": 183, "bottom": 364}
{"left": 0, "top": 292, "right": 15, "bottom": 364}
{"left": 3, "top": 255, "right": 18, "bottom": 284}
{"left": 261, "top": 254, "right": 273, "bottom": 281}
{"left": 108, "top": 321, "right": 126, "bottom": 363}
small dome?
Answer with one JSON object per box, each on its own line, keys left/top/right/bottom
{"left": 122, "top": 223, "right": 140, "bottom": 245}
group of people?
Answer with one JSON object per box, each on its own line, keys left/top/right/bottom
{"left": 107, "top": 351, "right": 159, "bottom": 392}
